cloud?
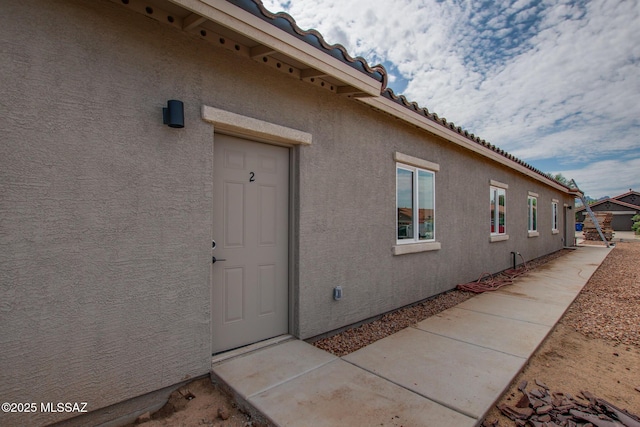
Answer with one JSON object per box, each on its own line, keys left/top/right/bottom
{"left": 554, "top": 157, "right": 640, "bottom": 198}
{"left": 261, "top": 0, "right": 640, "bottom": 198}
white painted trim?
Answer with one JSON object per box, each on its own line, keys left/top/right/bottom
{"left": 359, "top": 96, "right": 570, "bottom": 193}
{"left": 528, "top": 191, "right": 539, "bottom": 197}
{"left": 552, "top": 230, "right": 560, "bottom": 235}
{"left": 202, "top": 106, "right": 312, "bottom": 145}
{"left": 173, "top": 0, "right": 381, "bottom": 96}
{"left": 393, "top": 242, "right": 441, "bottom": 255}
{"left": 395, "top": 163, "right": 436, "bottom": 245}
{"left": 528, "top": 231, "right": 540, "bottom": 238}
{"left": 394, "top": 152, "right": 440, "bottom": 171}
{"left": 552, "top": 198, "right": 559, "bottom": 203}
{"left": 490, "top": 180, "right": 508, "bottom": 189}
{"left": 490, "top": 234, "right": 509, "bottom": 243}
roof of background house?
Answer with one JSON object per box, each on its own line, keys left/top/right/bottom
{"left": 230, "top": 0, "right": 572, "bottom": 190}
{"left": 575, "top": 198, "right": 640, "bottom": 212}
{"left": 612, "top": 190, "right": 640, "bottom": 203}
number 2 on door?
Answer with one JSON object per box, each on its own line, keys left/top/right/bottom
{"left": 249, "top": 172, "right": 255, "bottom": 182}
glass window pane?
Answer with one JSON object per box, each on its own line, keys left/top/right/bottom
{"left": 418, "top": 170, "right": 434, "bottom": 240}
{"left": 490, "top": 189, "right": 496, "bottom": 233}
{"left": 397, "top": 168, "right": 414, "bottom": 239}
{"left": 498, "top": 189, "right": 506, "bottom": 234}
{"left": 531, "top": 197, "right": 538, "bottom": 231}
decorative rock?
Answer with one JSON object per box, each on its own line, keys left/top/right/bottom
{"left": 494, "top": 382, "right": 640, "bottom": 427}
{"left": 536, "top": 404, "right": 553, "bottom": 414}
{"left": 218, "top": 407, "right": 230, "bottom": 420}
{"left": 537, "top": 414, "right": 552, "bottom": 422}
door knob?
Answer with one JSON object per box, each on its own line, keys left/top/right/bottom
{"left": 212, "top": 256, "right": 226, "bottom": 264}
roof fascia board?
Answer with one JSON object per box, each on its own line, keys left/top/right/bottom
{"left": 359, "top": 96, "right": 569, "bottom": 194}
{"left": 613, "top": 190, "right": 640, "bottom": 201}
{"left": 576, "top": 198, "right": 640, "bottom": 211}
{"left": 168, "top": 0, "right": 381, "bottom": 96}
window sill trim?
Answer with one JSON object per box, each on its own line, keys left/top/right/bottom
{"left": 528, "top": 231, "right": 540, "bottom": 237}
{"left": 490, "top": 234, "right": 509, "bottom": 242}
{"left": 552, "top": 229, "right": 559, "bottom": 235}
{"left": 393, "top": 241, "right": 441, "bottom": 255}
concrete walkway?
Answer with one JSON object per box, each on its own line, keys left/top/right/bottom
{"left": 211, "top": 245, "right": 611, "bottom": 427}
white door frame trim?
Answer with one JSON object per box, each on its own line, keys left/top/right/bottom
{"left": 203, "top": 105, "right": 303, "bottom": 353}
{"left": 202, "top": 105, "right": 312, "bottom": 146}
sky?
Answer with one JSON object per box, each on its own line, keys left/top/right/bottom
{"left": 261, "top": 0, "right": 640, "bottom": 199}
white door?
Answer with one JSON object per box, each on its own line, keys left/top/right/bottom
{"left": 211, "top": 134, "right": 289, "bottom": 354}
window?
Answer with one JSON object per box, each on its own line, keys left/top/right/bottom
{"left": 490, "top": 186, "right": 506, "bottom": 235}
{"left": 552, "top": 200, "right": 559, "bottom": 233}
{"left": 396, "top": 164, "right": 435, "bottom": 243}
{"left": 528, "top": 194, "right": 538, "bottom": 234}
{"left": 393, "top": 153, "right": 440, "bottom": 255}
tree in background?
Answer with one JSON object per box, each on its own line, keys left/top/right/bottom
{"left": 632, "top": 214, "right": 640, "bottom": 235}
{"left": 549, "top": 173, "right": 606, "bottom": 206}
{"left": 552, "top": 173, "right": 571, "bottom": 186}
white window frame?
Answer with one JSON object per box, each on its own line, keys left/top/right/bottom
{"left": 393, "top": 152, "right": 440, "bottom": 255}
{"left": 528, "top": 192, "right": 539, "bottom": 237}
{"left": 490, "top": 180, "right": 508, "bottom": 242}
{"left": 551, "top": 199, "right": 559, "bottom": 234}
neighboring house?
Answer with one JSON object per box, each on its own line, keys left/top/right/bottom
{"left": 575, "top": 190, "right": 640, "bottom": 231}
{"left": 0, "top": 0, "right": 578, "bottom": 425}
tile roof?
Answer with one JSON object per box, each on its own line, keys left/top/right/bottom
{"left": 612, "top": 190, "right": 640, "bottom": 203}
{"left": 233, "top": 0, "right": 569, "bottom": 189}
{"left": 380, "top": 88, "right": 553, "bottom": 179}
{"left": 575, "top": 198, "right": 640, "bottom": 212}
{"left": 227, "top": 0, "right": 386, "bottom": 85}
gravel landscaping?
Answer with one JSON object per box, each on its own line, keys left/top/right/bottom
{"left": 312, "top": 249, "right": 572, "bottom": 356}
{"left": 483, "top": 241, "right": 640, "bottom": 426}
{"left": 562, "top": 242, "right": 640, "bottom": 347}
{"left": 132, "top": 240, "right": 639, "bottom": 426}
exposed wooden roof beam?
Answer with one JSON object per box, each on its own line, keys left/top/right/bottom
{"left": 300, "top": 69, "right": 328, "bottom": 79}
{"left": 250, "top": 44, "right": 277, "bottom": 59}
{"left": 183, "top": 13, "right": 207, "bottom": 31}
{"left": 336, "top": 86, "right": 366, "bottom": 96}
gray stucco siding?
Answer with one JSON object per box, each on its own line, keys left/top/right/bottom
{"left": 2, "top": 1, "right": 217, "bottom": 425}
{"left": 296, "top": 101, "right": 570, "bottom": 338}
{"left": 1, "top": 0, "right": 573, "bottom": 424}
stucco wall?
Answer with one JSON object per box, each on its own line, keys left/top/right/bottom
{"left": 2, "top": 0, "right": 221, "bottom": 425}
{"left": 295, "top": 100, "right": 572, "bottom": 338}
{"left": 1, "top": 0, "right": 572, "bottom": 424}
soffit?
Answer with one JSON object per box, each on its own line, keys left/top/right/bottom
{"left": 110, "top": 0, "right": 383, "bottom": 97}
{"left": 110, "top": 0, "right": 573, "bottom": 194}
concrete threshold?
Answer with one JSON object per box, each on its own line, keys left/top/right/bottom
{"left": 211, "top": 245, "right": 611, "bottom": 427}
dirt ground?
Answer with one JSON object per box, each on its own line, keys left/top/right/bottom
{"left": 130, "top": 241, "right": 640, "bottom": 426}
{"left": 482, "top": 241, "right": 640, "bottom": 426}
{"left": 123, "top": 378, "right": 253, "bottom": 427}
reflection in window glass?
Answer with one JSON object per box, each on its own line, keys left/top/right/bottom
{"left": 528, "top": 196, "right": 538, "bottom": 232}
{"left": 499, "top": 192, "right": 506, "bottom": 232}
{"left": 397, "top": 168, "right": 414, "bottom": 239}
{"left": 490, "top": 186, "right": 506, "bottom": 235}
{"left": 396, "top": 165, "right": 435, "bottom": 242}
{"left": 418, "top": 170, "right": 434, "bottom": 240}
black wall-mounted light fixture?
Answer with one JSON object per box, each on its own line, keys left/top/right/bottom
{"left": 163, "top": 100, "right": 184, "bottom": 128}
